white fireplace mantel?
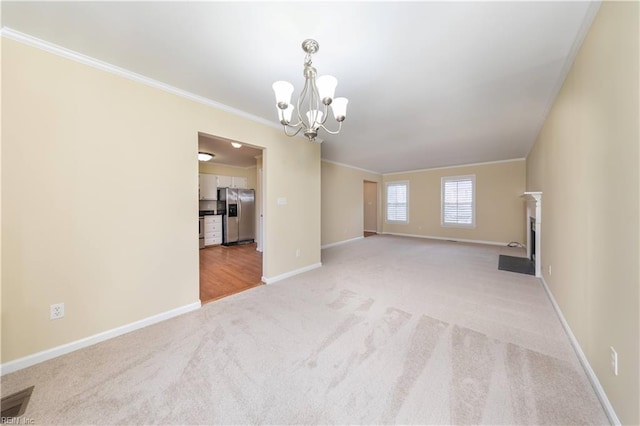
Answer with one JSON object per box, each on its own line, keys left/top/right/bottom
{"left": 523, "top": 191, "right": 542, "bottom": 204}
{"left": 523, "top": 192, "right": 542, "bottom": 277}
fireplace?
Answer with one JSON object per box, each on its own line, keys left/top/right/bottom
{"left": 530, "top": 216, "right": 536, "bottom": 262}
{"left": 523, "top": 192, "right": 542, "bottom": 277}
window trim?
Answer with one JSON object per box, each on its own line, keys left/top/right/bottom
{"left": 385, "top": 180, "right": 409, "bottom": 224}
{"left": 441, "top": 175, "right": 476, "bottom": 228}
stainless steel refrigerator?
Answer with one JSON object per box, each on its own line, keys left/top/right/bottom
{"left": 219, "top": 187, "right": 255, "bottom": 245}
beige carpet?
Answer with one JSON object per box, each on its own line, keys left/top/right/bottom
{"left": 1, "top": 235, "right": 609, "bottom": 425}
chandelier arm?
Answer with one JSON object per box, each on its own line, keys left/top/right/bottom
{"left": 313, "top": 81, "right": 326, "bottom": 128}
{"left": 320, "top": 103, "right": 330, "bottom": 126}
{"left": 284, "top": 118, "right": 304, "bottom": 128}
{"left": 297, "top": 77, "right": 310, "bottom": 129}
{"left": 282, "top": 124, "right": 303, "bottom": 138}
{"left": 317, "top": 121, "right": 343, "bottom": 135}
{"left": 310, "top": 88, "right": 317, "bottom": 127}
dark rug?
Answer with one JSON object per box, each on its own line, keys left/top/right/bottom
{"left": 498, "top": 255, "right": 535, "bottom": 275}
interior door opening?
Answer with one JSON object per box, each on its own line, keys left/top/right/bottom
{"left": 197, "top": 132, "right": 265, "bottom": 304}
{"left": 363, "top": 180, "right": 378, "bottom": 237}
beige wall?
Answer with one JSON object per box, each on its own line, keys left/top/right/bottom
{"left": 0, "top": 28, "right": 3, "bottom": 365}
{"left": 321, "top": 161, "right": 382, "bottom": 246}
{"left": 383, "top": 160, "right": 526, "bottom": 244}
{"left": 526, "top": 2, "right": 639, "bottom": 423}
{"left": 363, "top": 181, "right": 378, "bottom": 232}
{"left": 1, "top": 39, "right": 321, "bottom": 363}
{"left": 198, "top": 163, "right": 257, "bottom": 191}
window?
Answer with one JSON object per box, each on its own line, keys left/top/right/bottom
{"left": 386, "top": 181, "right": 409, "bottom": 223}
{"left": 442, "top": 175, "right": 475, "bottom": 227}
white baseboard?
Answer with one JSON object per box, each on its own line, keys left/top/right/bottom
{"left": 381, "top": 232, "right": 509, "bottom": 247}
{"left": 321, "top": 236, "right": 364, "bottom": 249}
{"left": 262, "top": 262, "right": 322, "bottom": 284}
{"left": 540, "top": 277, "right": 620, "bottom": 425}
{"left": 0, "top": 301, "right": 201, "bottom": 376}
{"left": 364, "top": 229, "right": 378, "bottom": 233}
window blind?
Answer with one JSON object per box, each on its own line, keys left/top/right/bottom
{"left": 387, "top": 182, "right": 408, "bottom": 222}
{"left": 443, "top": 177, "right": 474, "bottom": 225}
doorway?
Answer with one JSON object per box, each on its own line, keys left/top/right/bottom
{"left": 199, "top": 244, "right": 262, "bottom": 302}
{"left": 363, "top": 180, "right": 378, "bottom": 237}
{"left": 198, "top": 132, "right": 265, "bottom": 304}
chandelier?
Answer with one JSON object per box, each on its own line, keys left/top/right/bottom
{"left": 272, "top": 39, "right": 349, "bottom": 141}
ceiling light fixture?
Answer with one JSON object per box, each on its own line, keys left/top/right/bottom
{"left": 273, "top": 39, "right": 348, "bottom": 142}
{"left": 198, "top": 152, "right": 214, "bottom": 161}
{"left": 231, "top": 142, "right": 242, "bottom": 149}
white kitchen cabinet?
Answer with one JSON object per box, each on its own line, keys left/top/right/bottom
{"left": 213, "top": 174, "right": 248, "bottom": 189}
{"left": 204, "top": 215, "right": 223, "bottom": 246}
{"left": 199, "top": 174, "right": 217, "bottom": 200}
{"left": 216, "top": 175, "right": 232, "bottom": 188}
{"left": 232, "top": 176, "right": 248, "bottom": 189}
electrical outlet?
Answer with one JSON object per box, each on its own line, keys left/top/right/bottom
{"left": 295, "top": 248, "right": 301, "bottom": 257}
{"left": 50, "top": 303, "right": 65, "bottom": 320}
{"left": 548, "top": 264, "right": 552, "bottom": 276}
{"left": 610, "top": 346, "right": 618, "bottom": 375}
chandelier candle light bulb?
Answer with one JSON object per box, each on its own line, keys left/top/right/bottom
{"left": 316, "top": 75, "right": 337, "bottom": 103}
{"left": 273, "top": 81, "right": 294, "bottom": 109}
{"left": 277, "top": 104, "right": 295, "bottom": 124}
{"left": 306, "top": 110, "right": 324, "bottom": 127}
{"left": 331, "top": 97, "right": 349, "bottom": 122}
{"left": 272, "top": 39, "right": 348, "bottom": 141}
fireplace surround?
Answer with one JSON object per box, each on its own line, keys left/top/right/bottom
{"left": 523, "top": 192, "right": 542, "bottom": 277}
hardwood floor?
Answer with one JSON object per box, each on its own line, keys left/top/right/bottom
{"left": 199, "top": 242, "right": 263, "bottom": 304}
{"left": 364, "top": 231, "right": 377, "bottom": 237}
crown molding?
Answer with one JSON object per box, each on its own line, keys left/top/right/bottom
{"left": 383, "top": 158, "right": 526, "bottom": 176}
{"left": 321, "top": 159, "right": 381, "bottom": 176}
{"left": 0, "top": 27, "right": 282, "bottom": 133}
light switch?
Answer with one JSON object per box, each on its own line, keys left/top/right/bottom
{"left": 277, "top": 197, "right": 287, "bottom": 205}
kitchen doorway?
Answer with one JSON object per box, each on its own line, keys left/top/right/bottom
{"left": 363, "top": 180, "right": 378, "bottom": 237}
{"left": 199, "top": 243, "right": 262, "bottom": 302}
{"left": 198, "top": 132, "right": 265, "bottom": 304}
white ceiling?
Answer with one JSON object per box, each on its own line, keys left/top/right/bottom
{"left": 2, "top": 1, "right": 600, "bottom": 173}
